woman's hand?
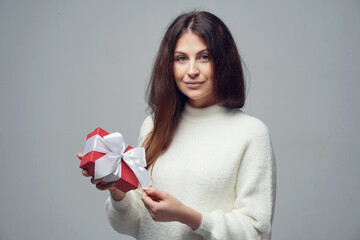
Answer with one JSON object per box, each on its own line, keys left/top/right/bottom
{"left": 141, "top": 187, "right": 202, "bottom": 230}
{"left": 76, "top": 153, "right": 126, "bottom": 201}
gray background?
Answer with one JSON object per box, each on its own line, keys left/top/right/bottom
{"left": 1, "top": 0, "right": 359, "bottom": 239}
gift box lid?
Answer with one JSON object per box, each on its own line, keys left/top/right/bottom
{"left": 86, "top": 127, "right": 109, "bottom": 140}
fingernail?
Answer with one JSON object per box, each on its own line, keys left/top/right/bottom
{"left": 143, "top": 187, "right": 150, "bottom": 191}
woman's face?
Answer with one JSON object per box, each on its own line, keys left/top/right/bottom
{"left": 173, "top": 32, "right": 215, "bottom": 108}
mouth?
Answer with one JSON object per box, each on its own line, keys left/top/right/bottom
{"left": 184, "top": 81, "right": 205, "bottom": 89}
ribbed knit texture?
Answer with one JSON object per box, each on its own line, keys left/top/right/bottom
{"left": 105, "top": 104, "right": 276, "bottom": 240}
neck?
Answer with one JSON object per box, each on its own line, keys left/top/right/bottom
{"left": 188, "top": 98, "right": 216, "bottom": 109}
{"left": 182, "top": 103, "right": 235, "bottom": 123}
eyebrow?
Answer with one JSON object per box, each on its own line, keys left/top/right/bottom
{"left": 174, "top": 48, "right": 208, "bottom": 55}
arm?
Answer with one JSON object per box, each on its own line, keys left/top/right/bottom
{"left": 193, "top": 123, "right": 276, "bottom": 239}
{"left": 105, "top": 188, "right": 143, "bottom": 238}
{"left": 77, "top": 152, "right": 141, "bottom": 238}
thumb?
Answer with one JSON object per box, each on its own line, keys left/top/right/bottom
{"left": 143, "top": 187, "right": 166, "bottom": 201}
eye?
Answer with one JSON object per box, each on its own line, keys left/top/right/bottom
{"left": 175, "top": 56, "right": 187, "bottom": 62}
{"left": 199, "top": 54, "right": 210, "bottom": 61}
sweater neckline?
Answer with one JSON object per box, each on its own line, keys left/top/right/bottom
{"left": 182, "top": 103, "right": 232, "bottom": 123}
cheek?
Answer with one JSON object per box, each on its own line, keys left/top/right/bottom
{"left": 173, "top": 65, "right": 183, "bottom": 82}
{"left": 205, "top": 65, "right": 214, "bottom": 79}
{"left": 173, "top": 69, "right": 183, "bottom": 91}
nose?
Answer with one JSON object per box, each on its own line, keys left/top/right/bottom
{"left": 187, "top": 60, "right": 200, "bottom": 78}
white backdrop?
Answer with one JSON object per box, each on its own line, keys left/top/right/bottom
{"left": 1, "top": 1, "right": 359, "bottom": 239}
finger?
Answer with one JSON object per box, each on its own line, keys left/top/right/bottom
{"left": 90, "top": 177, "right": 104, "bottom": 184}
{"left": 77, "top": 153, "right": 83, "bottom": 159}
{"left": 143, "top": 203, "right": 155, "bottom": 219}
{"left": 143, "top": 187, "right": 166, "bottom": 200}
{"left": 143, "top": 204, "right": 154, "bottom": 217}
{"left": 96, "top": 182, "right": 115, "bottom": 191}
{"left": 82, "top": 170, "right": 91, "bottom": 177}
{"left": 141, "top": 191, "right": 157, "bottom": 210}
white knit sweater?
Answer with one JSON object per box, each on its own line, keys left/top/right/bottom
{"left": 105, "top": 104, "right": 276, "bottom": 240}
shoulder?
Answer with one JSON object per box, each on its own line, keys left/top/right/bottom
{"left": 228, "top": 109, "right": 270, "bottom": 138}
{"left": 137, "top": 115, "right": 154, "bottom": 146}
{"left": 229, "top": 111, "right": 275, "bottom": 164}
{"left": 140, "top": 115, "right": 154, "bottom": 132}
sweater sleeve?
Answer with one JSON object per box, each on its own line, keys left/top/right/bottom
{"left": 105, "top": 189, "right": 142, "bottom": 238}
{"left": 105, "top": 116, "right": 154, "bottom": 238}
{"left": 193, "top": 121, "right": 276, "bottom": 240}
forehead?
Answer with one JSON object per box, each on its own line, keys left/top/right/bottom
{"left": 174, "top": 32, "right": 208, "bottom": 52}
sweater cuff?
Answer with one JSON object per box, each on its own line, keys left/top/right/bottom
{"left": 109, "top": 193, "right": 132, "bottom": 212}
{"left": 192, "top": 212, "right": 212, "bottom": 236}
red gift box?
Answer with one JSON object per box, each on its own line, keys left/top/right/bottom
{"left": 80, "top": 127, "right": 139, "bottom": 192}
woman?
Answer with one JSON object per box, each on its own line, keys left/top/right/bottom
{"left": 77, "top": 11, "right": 276, "bottom": 240}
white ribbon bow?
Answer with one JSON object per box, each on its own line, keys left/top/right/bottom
{"left": 83, "top": 132, "right": 151, "bottom": 187}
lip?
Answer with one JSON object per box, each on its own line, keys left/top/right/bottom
{"left": 184, "top": 81, "right": 205, "bottom": 89}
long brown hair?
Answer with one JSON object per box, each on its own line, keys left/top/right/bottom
{"left": 144, "top": 11, "right": 246, "bottom": 168}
